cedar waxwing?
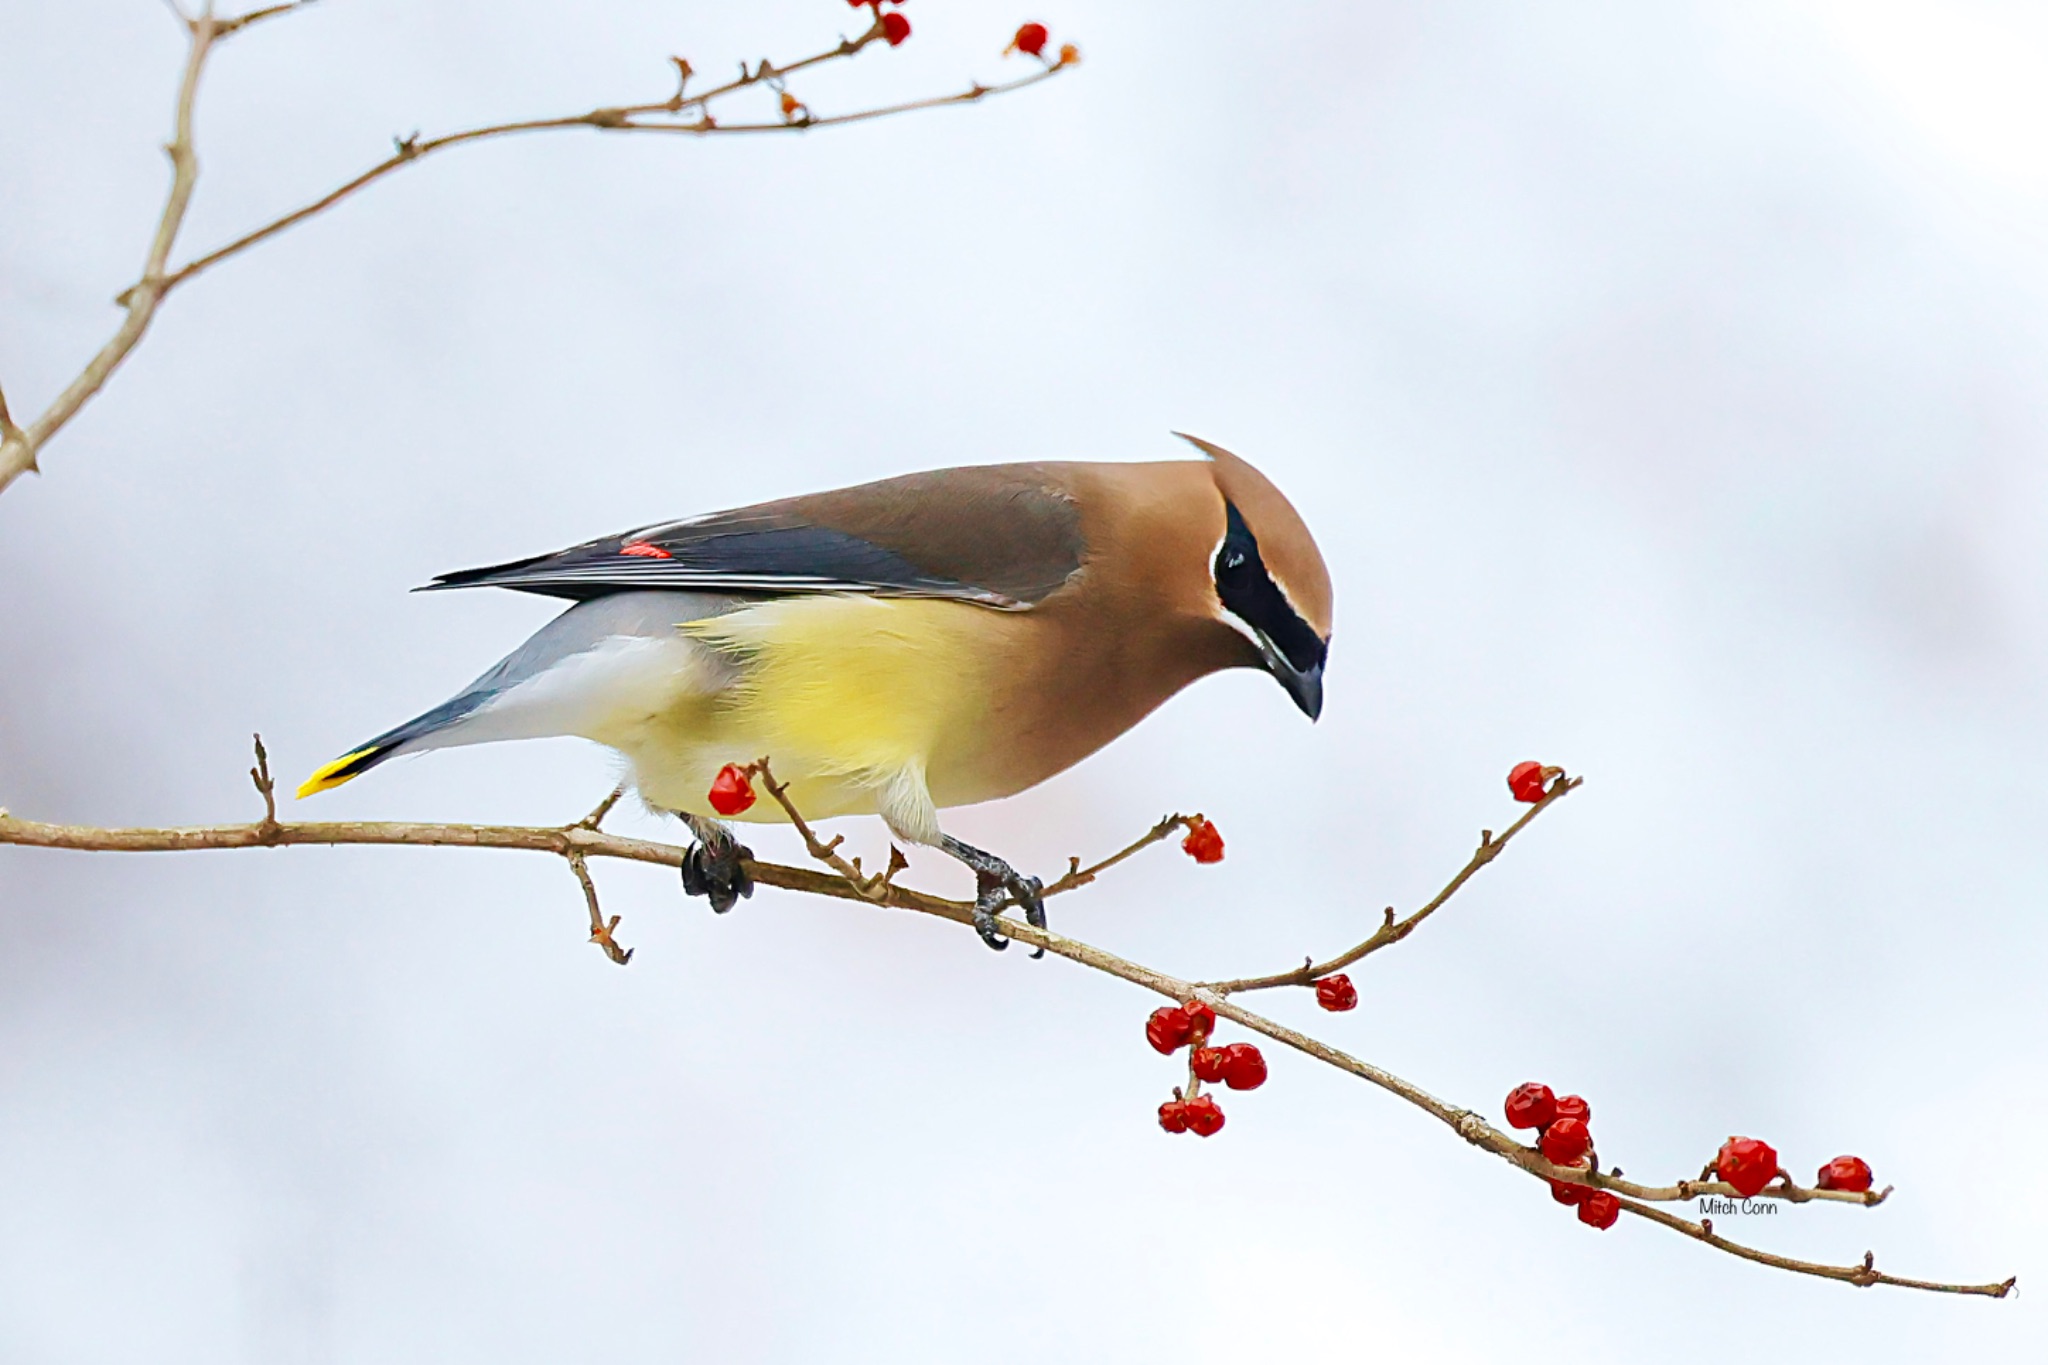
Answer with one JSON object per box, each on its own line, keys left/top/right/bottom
{"left": 299, "top": 435, "right": 1333, "bottom": 949}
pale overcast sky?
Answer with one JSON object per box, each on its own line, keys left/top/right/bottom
{"left": 2, "top": 2, "right": 2043, "bottom": 1361}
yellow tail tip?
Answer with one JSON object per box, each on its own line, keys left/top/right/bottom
{"left": 295, "top": 747, "right": 379, "bottom": 799}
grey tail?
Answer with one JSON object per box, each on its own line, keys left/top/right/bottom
{"left": 296, "top": 691, "right": 493, "bottom": 797}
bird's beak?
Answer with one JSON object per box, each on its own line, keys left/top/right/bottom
{"left": 1256, "top": 633, "right": 1325, "bottom": 721}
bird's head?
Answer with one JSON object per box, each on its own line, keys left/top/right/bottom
{"left": 1180, "top": 433, "right": 1333, "bottom": 721}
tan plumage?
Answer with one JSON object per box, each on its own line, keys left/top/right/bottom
{"left": 300, "top": 435, "right": 1332, "bottom": 946}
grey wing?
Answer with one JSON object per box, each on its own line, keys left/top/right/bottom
{"left": 419, "top": 462, "right": 1087, "bottom": 610}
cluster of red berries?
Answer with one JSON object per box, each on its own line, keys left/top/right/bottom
{"left": 1505, "top": 1082, "right": 1618, "bottom": 1229}
{"left": 1180, "top": 816, "right": 1225, "bottom": 864}
{"left": 1708, "top": 1138, "right": 1874, "bottom": 1199}
{"left": 1149, "top": 999, "right": 1267, "bottom": 1137}
{"left": 1508, "top": 1082, "right": 1879, "bottom": 1230}
{"left": 846, "top": 0, "right": 911, "bottom": 47}
{"left": 707, "top": 763, "right": 757, "bottom": 816}
{"left": 1507, "top": 760, "right": 1556, "bottom": 804}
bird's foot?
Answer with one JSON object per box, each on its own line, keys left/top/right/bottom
{"left": 681, "top": 813, "right": 754, "bottom": 914}
{"left": 941, "top": 835, "right": 1045, "bottom": 956}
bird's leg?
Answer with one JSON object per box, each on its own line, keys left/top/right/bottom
{"left": 939, "top": 835, "right": 1046, "bottom": 956}
{"left": 680, "top": 812, "right": 754, "bottom": 914}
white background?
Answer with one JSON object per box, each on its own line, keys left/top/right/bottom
{"left": 3, "top": 2, "right": 2043, "bottom": 1360}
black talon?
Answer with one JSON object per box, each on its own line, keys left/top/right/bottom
{"left": 969, "top": 869, "right": 1011, "bottom": 952}
{"left": 680, "top": 813, "right": 753, "bottom": 915}
{"left": 943, "top": 836, "right": 1046, "bottom": 957}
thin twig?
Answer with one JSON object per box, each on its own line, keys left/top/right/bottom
{"left": 0, "top": 757, "right": 2010, "bottom": 1297}
{"left": 212, "top": 0, "right": 314, "bottom": 38}
{"left": 578, "top": 785, "right": 626, "bottom": 831}
{"left": 567, "top": 849, "right": 632, "bottom": 965}
{"left": 1206, "top": 775, "right": 1582, "bottom": 994}
{"left": 747, "top": 757, "right": 894, "bottom": 901}
{"left": 592, "top": 63, "right": 1067, "bottom": 141}
{"left": 132, "top": 21, "right": 886, "bottom": 304}
{"left": 249, "top": 732, "right": 279, "bottom": 833}
{"left": 0, "top": 3, "right": 225, "bottom": 493}
{"left": 1622, "top": 1201, "right": 2013, "bottom": 1296}
{"left": 1041, "top": 814, "right": 1197, "bottom": 897}
{"left": 0, "top": 12, "right": 1072, "bottom": 497}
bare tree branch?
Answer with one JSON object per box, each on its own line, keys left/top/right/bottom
{"left": 0, "top": 740, "right": 2012, "bottom": 1299}
{"left": 1621, "top": 1201, "right": 2015, "bottom": 1297}
{"left": 567, "top": 850, "right": 632, "bottom": 965}
{"left": 576, "top": 785, "right": 627, "bottom": 832}
{"left": 0, "top": 8, "right": 1075, "bottom": 497}
{"left": 0, "top": 381, "right": 22, "bottom": 449}
{"left": 1041, "top": 813, "right": 1199, "bottom": 896}
{"left": 1207, "top": 774, "right": 1582, "bottom": 994}
{"left": 0, "top": 1, "right": 230, "bottom": 492}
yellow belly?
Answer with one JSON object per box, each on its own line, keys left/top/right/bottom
{"left": 597, "top": 595, "right": 1004, "bottom": 829}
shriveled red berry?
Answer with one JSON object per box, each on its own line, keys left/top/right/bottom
{"left": 1553, "top": 1094, "right": 1591, "bottom": 1125}
{"left": 1716, "top": 1136, "right": 1780, "bottom": 1199}
{"left": 1219, "top": 1042, "right": 1267, "bottom": 1090}
{"left": 1549, "top": 1174, "right": 1592, "bottom": 1206}
{"left": 1508, "top": 760, "right": 1549, "bottom": 803}
{"left": 1182, "top": 1094, "right": 1225, "bottom": 1137}
{"left": 1157, "top": 1099, "right": 1189, "bottom": 1133}
{"left": 1183, "top": 1000, "right": 1217, "bottom": 1039}
{"left": 1816, "top": 1155, "right": 1873, "bottom": 1194}
{"left": 881, "top": 12, "right": 911, "bottom": 45}
{"left": 1181, "top": 817, "right": 1225, "bottom": 864}
{"left": 1578, "top": 1190, "right": 1621, "bottom": 1229}
{"left": 1313, "top": 974, "right": 1358, "bottom": 1012}
{"left": 1504, "top": 1082, "right": 1558, "bottom": 1131}
{"left": 1145, "top": 1006, "right": 1194, "bottom": 1055}
{"left": 1540, "top": 1116, "right": 1592, "bottom": 1165}
{"left": 1191, "top": 1046, "right": 1228, "bottom": 1083}
{"left": 1010, "top": 22, "right": 1050, "bottom": 56}
{"left": 707, "top": 763, "right": 756, "bottom": 816}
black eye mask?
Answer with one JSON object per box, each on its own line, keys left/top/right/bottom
{"left": 1214, "top": 502, "right": 1326, "bottom": 674}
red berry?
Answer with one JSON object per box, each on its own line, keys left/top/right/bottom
{"left": 1191, "top": 1046, "right": 1228, "bottom": 1083}
{"left": 1508, "top": 760, "right": 1549, "bottom": 803}
{"left": 1578, "top": 1190, "right": 1621, "bottom": 1230}
{"left": 1182, "top": 1094, "right": 1225, "bottom": 1137}
{"left": 1219, "top": 1042, "right": 1267, "bottom": 1091}
{"left": 1183, "top": 1000, "right": 1217, "bottom": 1040}
{"left": 1181, "top": 817, "right": 1225, "bottom": 864}
{"left": 1011, "top": 22, "right": 1050, "bottom": 56}
{"left": 707, "top": 763, "right": 756, "bottom": 816}
{"left": 1157, "top": 1099, "right": 1189, "bottom": 1134}
{"left": 1145, "top": 1006, "right": 1194, "bottom": 1055}
{"left": 1540, "top": 1116, "right": 1592, "bottom": 1165}
{"left": 1816, "top": 1155, "right": 1873, "bottom": 1194}
{"left": 881, "top": 12, "right": 911, "bottom": 45}
{"left": 1553, "top": 1094, "right": 1591, "bottom": 1125}
{"left": 1716, "top": 1136, "right": 1780, "bottom": 1199}
{"left": 1313, "top": 974, "right": 1358, "bottom": 1012}
{"left": 1504, "top": 1082, "right": 1558, "bottom": 1131}
{"left": 1549, "top": 1174, "right": 1592, "bottom": 1206}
